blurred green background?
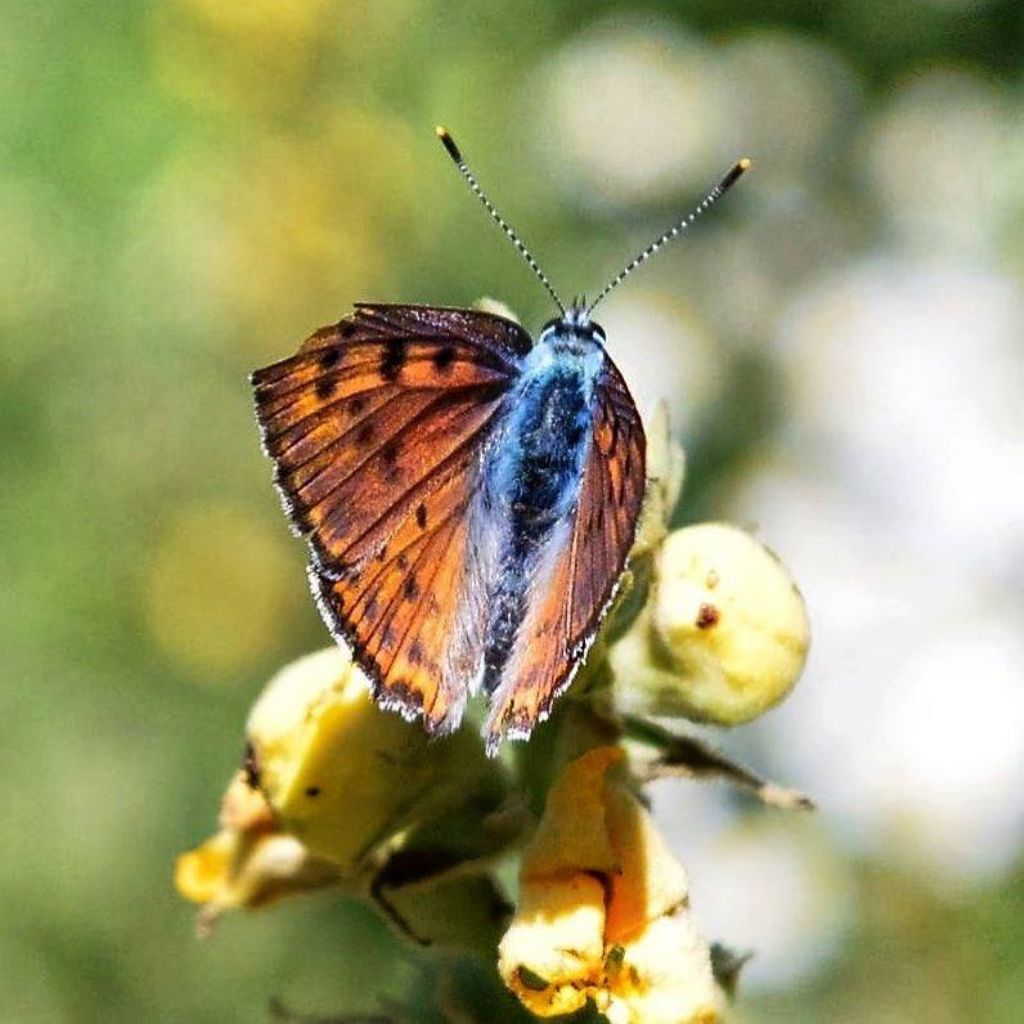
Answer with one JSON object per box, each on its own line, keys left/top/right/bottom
{"left": 3, "top": 0, "right": 1023, "bottom": 1021}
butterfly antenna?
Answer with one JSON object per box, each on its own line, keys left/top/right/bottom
{"left": 436, "top": 126, "right": 566, "bottom": 317}
{"left": 586, "top": 158, "right": 753, "bottom": 317}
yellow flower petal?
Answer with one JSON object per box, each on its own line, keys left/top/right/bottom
{"left": 500, "top": 874, "right": 606, "bottom": 1017}
{"left": 499, "top": 747, "right": 722, "bottom": 1023}
{"left": 474, "top": 296, "right": 522, "bottom": 323}
{"left": 175, "top": 831, "right": 236, "bottom": 906}
{"left": 603, "top": 780, "right": 689, "bottom": 943}
{"left": 608, "top": 913, "right": 722, "bottom": 1024}
{"left": 174, "top": 773, "right": 342, "bottom": 934}
{"left": 520, "top": 746, "right": 622, "bottom": 880}
{"left": 178, "top": 648, "right": 518, "bottom": 944}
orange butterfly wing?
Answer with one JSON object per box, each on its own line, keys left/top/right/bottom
{"left": 252, "top": 304, "right": 530, "bottom": 732}
{"left": 484, "top": 356, "right": 646, "bottom": 750}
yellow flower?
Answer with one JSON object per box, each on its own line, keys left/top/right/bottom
{"left": 498, "top": 747, "right": 722, "bottom": 1023}
{"left": 244, "top": 647, "right": 505, "bottom": 871}
{"left": 175, "top": 771, "right": 342, "bottom": 935}
{"left": 610, "top": 522, "right": 810, "bottom": 725}
{"left": 177, "top": 646, "right": 520, "bottom": 945}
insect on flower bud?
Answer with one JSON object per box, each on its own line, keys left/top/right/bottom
{"left": 610, "top": 523, "right": 810, "bottom": 725}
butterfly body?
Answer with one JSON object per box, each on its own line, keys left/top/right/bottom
{"left": 253, "top": 304, "right": 646, "bottom": 752}
{"left": 474, "top": 317, "right": 607, "bottom": 696}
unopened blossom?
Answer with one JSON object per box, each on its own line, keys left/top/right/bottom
{"left": 629, "top": 402, "right": 687, "bottom": 562}
{"left": 610, "top": 522, "right": 810, "bottom": 725}
{"left": 177, "top": 646, "right": 519, "bottom": 946}
{"left": 244, "top": 646, "right": 506, "bottom": 870}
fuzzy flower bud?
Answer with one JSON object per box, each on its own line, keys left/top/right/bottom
{"left": 630, "top": 403, "right": 687, "bottom": 562}
{"left": 610, "top": 523, "right": 810, "bottom": 725}
{"left": 177, "top": 647, "right": 518, "bottom": 946}
{"left": 245, "top": 646, "right": 506, "bottom": 871}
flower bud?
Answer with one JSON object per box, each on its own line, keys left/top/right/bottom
{"left": 610, "top": 523, "right": 810, "bottom": 725}
{"left": 629, "top": 403, "right": 686, "bottom": 562}
{"left": 178, "top": 647, "right": 518, "bottom": 944}
{"left": 245, "top": 646, "right": 505, "bottom": 871}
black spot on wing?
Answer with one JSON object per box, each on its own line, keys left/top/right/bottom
{"left": 380, "top": 337, "right": 407, "bottom": 382}
{"left": 319, "top": 347, "right": 342, "bottom": 371}
{"left": 433, "top": 345, "right": 456, "bottom": 372}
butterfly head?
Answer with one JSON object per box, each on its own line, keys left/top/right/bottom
{"left": 539, "top": 303, "right": 606, "bottom": 350}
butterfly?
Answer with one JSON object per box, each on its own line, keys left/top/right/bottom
{"left": 251, "top": 128, "right": 750, "bottom": 754}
